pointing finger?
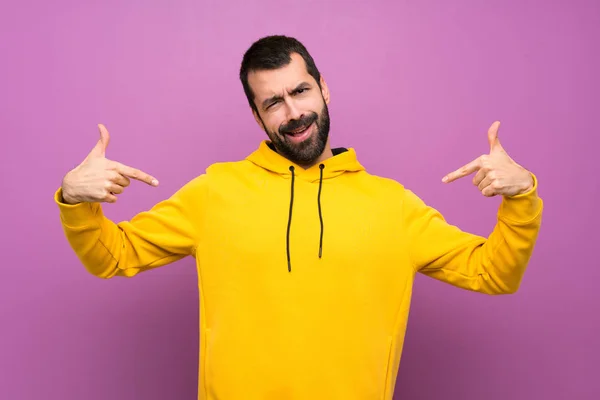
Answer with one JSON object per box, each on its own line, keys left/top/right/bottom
{"left": 442, "top": 158, "right": 481, "bottom": 183}
{"left": 112, "top": 161, "right": 159, "bottom": 187}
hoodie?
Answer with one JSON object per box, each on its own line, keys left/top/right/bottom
{"left": 55, "top": 139, "right": 543, "bottom": 400}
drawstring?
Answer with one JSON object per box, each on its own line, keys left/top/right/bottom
{"left": 287, "top": 166, "right": 295, "bottom": 272}
{"left": 317, "top": 164, "right": 325, "bottom": 258}
{"left": 285, "top": 164, "right": 326, "bottom": 272}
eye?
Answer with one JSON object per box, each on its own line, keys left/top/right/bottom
{"left": 266, "top": 100, "right": 280, "bottom": 110}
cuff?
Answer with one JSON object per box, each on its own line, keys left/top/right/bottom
{"left": 499, "top": 173, "right": 543, "bottom": 223}
{"left": 54, "top": 187, "right": 102, "bottom": 227}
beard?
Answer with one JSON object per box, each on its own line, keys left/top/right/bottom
{"left": 264, "top": 102, "right": 330, "bottom": 166}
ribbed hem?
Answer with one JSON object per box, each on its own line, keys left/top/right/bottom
{"left": 54, "top": 187, "right": 102, "bottom": 227}
{"left": 499, "top": 173, "right": 543, "bottom": 223}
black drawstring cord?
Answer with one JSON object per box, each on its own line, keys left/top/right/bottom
{"left": 318, "top": 164, "right": 325, "bottom": 258}
{"left": 286, "top": 166, "right": 295, "bottom": 272}
{"left": 286, "top": 164, "right": 325, "bottom": 271}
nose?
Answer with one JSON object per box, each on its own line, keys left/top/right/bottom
{"left": 285, "top": 100, "right": 303, "bottom": 121}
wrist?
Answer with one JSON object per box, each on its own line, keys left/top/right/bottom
{"left": 517, "top": 172, "right": 534, "bottom": 195}
{"left": 60, "top": 189, "right": 79, "bottom": 205}
{"left": 60, "top": 175, "right": 80, "bottom": 205}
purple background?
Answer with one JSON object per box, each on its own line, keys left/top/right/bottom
{"left": 1, "top": 0, "right": 598, "bottom": 399}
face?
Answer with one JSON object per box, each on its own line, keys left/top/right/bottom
{"left": 248, "top": 53, "right": 331, "bottom": 167}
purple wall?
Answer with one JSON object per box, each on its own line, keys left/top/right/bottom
{"left": 1, "top": 0, "right": 598, "bottom": 398}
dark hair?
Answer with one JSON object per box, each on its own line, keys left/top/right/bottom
{"left": 239, "top": 35, "right": 321, "bottom": 113}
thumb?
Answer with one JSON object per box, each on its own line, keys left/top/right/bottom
{"left": 488, "top": 120, "right": 502, "bottom": 152}
{"left": 87, "top": 123, "right": 110, "bottom": 159}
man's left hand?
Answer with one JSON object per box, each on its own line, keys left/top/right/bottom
{"left": 441, "top": 121, "right": 534, "bottom": 197}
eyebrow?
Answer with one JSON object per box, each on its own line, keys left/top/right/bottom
{"left": 261, "top": 82, "right": 312, "bottom": 110}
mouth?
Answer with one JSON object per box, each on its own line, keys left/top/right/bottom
{"left": 284, "top": 122, "right": 314, "bottom": 143}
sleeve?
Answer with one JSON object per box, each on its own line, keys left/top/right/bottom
{"left": 402, "top": 173, "right": 543, "bottom": 294}
{"left": 55, "top": 174, "right": 209, "bottom": 279}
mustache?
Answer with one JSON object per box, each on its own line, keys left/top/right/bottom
{"left": 279, "top": 113, "right": 317, "bottom": 135}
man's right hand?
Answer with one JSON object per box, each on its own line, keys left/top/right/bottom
{"left": 60, "top": 124, "right": 159, "bottom": 205}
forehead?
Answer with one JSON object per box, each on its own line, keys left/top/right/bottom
{"left": 248, "top": 53, "right": 315, "bottom": 99}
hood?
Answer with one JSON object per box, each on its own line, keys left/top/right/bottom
{"left": 245, "top": 140, "right": 366, "bottom": 273}
{"left": 246, "top": 140, "right": 365, "bottom": 182}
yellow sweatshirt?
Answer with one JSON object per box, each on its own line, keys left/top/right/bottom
{"left": 55, "top": 140, "right": 543, "bottom": 400}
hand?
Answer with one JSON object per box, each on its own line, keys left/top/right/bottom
{"left": 61, "top": 124, "right": 159, "bottom": 204}
{"left": 441, "top": 121, "right": 534, "bottom": 197}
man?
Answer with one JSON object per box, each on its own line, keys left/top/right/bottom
{"left": 55, "top": 35, "right": 543, "bottom": 400}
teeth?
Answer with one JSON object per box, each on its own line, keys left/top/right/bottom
{"left": 291, "top": 125, "right": 308, "bottom": 134}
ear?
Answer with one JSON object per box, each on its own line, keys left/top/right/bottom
{"left": 320, "top": 75, "right": 330, "bottom": 104}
